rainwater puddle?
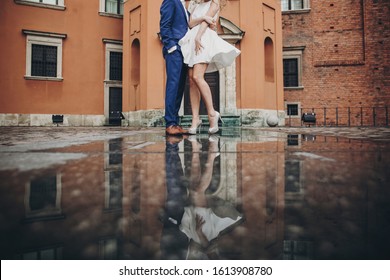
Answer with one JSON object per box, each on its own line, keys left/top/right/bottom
{"left": 1, "top": 130, "right": 389, "bottom": 260}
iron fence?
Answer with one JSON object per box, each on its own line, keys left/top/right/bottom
{"left": 286, "top": 106, "right": 389, "bottom": 127}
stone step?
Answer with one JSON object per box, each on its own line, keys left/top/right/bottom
{"left": 180, "top": 115, "right": 241, "bottom": 127}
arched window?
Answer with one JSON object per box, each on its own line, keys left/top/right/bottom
{"left": 264, "top": 37, "right": 275, "bottom": 82}
{"left": 131, "top": 39, "right": 140, "bottom": 86}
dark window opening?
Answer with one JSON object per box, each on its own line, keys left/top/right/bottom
{"left": 30, "top": 176, "right": 57, "bottom": 211}
{"left": 287, "top": 134, "right": 299, "bottom": 146}
{"left": 283, "top": 58, "right": 299, "bottom": 87}
{"left": 31, "top": 44, "right": 57, "bottom": 77}
{"left": 287, "top": 104, "right": 299, "bottom": 116}
{"left": 282, "top": 0, "right": 304, "bottom": 11}
{"left": 285, "top": 161, "right": 300, "bottom": 192}
{"left": 109, "top": 51, "right": 123, "bottom": 81}
{"left": 106, "top": 0, "right": 124, "bottom": 15}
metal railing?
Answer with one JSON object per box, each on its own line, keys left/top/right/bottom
{"left": 286, "top": 106, "right": 389, "bottom": 127}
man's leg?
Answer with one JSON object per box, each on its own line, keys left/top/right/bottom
{"left": 174, "top": 61, "right": 188, "bottom": 125}
{"left": 165, "top": 51, "right": 185, "bottom": 128}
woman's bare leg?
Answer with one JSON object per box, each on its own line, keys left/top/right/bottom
{"left": 188, "top": 68, "right": 201, "bottom": 128}
{"left": 192, "top": 63, "right": 217, "bottom": 128}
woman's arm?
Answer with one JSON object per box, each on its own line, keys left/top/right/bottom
{"left": 188, "top": 15, "right": 215, "bottom": 29}
{"left": 193, "top": 0, "right": 220, "bottom": 54}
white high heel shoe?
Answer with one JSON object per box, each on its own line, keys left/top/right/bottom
{"left": 208, "top": 111, "right": 223, "bottom": 134}
{"left": 188, "top": 119, "right": 202, "bottom": 135}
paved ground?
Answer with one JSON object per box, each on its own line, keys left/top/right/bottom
{"left": 0, "top": 126, "right": 389, "bottom": 149}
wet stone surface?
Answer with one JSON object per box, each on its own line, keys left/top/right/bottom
{"left": 0, "top": 126, "right": 389, "bottom": 260}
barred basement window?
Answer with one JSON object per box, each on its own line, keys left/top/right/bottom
{"left": 109, "top": 52, "right": 123, "bottom": 81}
{"left": 283, "top": 58, "right": 299, "bottom": 87}
{"left": 286, "top": 104, "right": 299, "bottom": 116}
{"left": 31, "top": 45, "right": 57, "bottom": 77}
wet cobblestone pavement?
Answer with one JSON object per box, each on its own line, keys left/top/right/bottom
{"left": 0, "top": 126, "right": 389, "bottom": 260}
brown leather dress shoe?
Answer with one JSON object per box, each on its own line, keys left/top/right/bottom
{"left": 166, "top": 125, "right": 183, "bottom": 135}
{"left": 176, "top": 125, "right": 189, "bottom": 134}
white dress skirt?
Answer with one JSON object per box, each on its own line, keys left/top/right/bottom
{"left": 179, "top": 1, "right": 241, "bottom": 73}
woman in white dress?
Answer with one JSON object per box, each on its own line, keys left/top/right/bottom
{"left": 179, "top": 0, "right": 240, "bottom": 134}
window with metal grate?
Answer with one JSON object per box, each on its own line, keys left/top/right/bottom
{"left": 31, "top": 44, "right": 58, "bottom": 77}
{"left": 283, "top": 58, "right": 299, "bottom": 87}
{"left": 109, "top": 51, "right": 123, "bottom": 81}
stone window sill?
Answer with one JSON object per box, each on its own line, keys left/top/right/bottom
{"left": 25, "top": 76, "right": 63, "bottom": 82}
{"left": 282, "top": 9, "right": 311, "bottom": 15}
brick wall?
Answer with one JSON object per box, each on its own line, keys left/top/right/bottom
{"left": 283, "top": 0, "right": 390, "bottom": 126}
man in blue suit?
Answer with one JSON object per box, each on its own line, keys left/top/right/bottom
{"left": 160, "top": 0, "right": 189, "bottom": 135}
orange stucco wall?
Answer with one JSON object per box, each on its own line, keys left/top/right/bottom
{"left": 123, "top": 0, "right": 166, "bottom": 112}
{"left": 123, "top": 0, "right": 284, "bottom": 113}
{"left": 0, "top": 0, "right": 122, "bottom": 115}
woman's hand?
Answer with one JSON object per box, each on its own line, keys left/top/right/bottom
{"left": 195, "top": 214, "right": 209, "bottom": 248}
{"left": 195, "top": 214, "right": 205, "bottom": 233}
{"left": 195, "top": 35, "right": 204, "bottom": 55}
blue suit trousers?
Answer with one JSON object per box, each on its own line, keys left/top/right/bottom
{"left": 164, "top": 50, "right": 188, "bottom": 128}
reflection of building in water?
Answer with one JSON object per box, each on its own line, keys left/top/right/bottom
{"left": 18, "top": 172, "right": 64, "bottom": 259}
{"left": 283, "top": 134, "right": 390, "bottom": 259}
{"left": 24, "top": 173, "right": 64, "bottom": 222}
{"left": 104, "top": 138, "right": 123, "bottom": 211}
{"left": 1, "top": 132, "right": 287, "bottom": 260}
{"left": 0, "top": 139, "right": 128, "bottom": 259}
{"left": 233, "top": 133, "right": 285, "bottom": 259}
{"left": 1, "top": 132, "right": 390, "bottom": 259}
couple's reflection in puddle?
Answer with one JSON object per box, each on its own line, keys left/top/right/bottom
{"left": 160, "top": 135, "right": 244, "bottom": 260}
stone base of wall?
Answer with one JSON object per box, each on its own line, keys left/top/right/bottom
{"left": 123, "top": 110, "right": 165, "bottom": 127}
{"left": 239, "top": 109, "right": 286, "bottom": 127}
{"left": 0, "top": 114, "right": 106, "bottom": 126}
{"left": 0, "top": 109, "right": 286, "bottom": 127}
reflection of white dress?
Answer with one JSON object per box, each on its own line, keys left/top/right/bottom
{"left": 180, "top": 206, "right": 243, "bottom": 245}
{"left": 179, "top": 1, "right": 241, "bottom": 73}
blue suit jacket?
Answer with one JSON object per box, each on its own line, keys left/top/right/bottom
{"left": 160, "top": 0, "right": 189, "bottom": 54}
